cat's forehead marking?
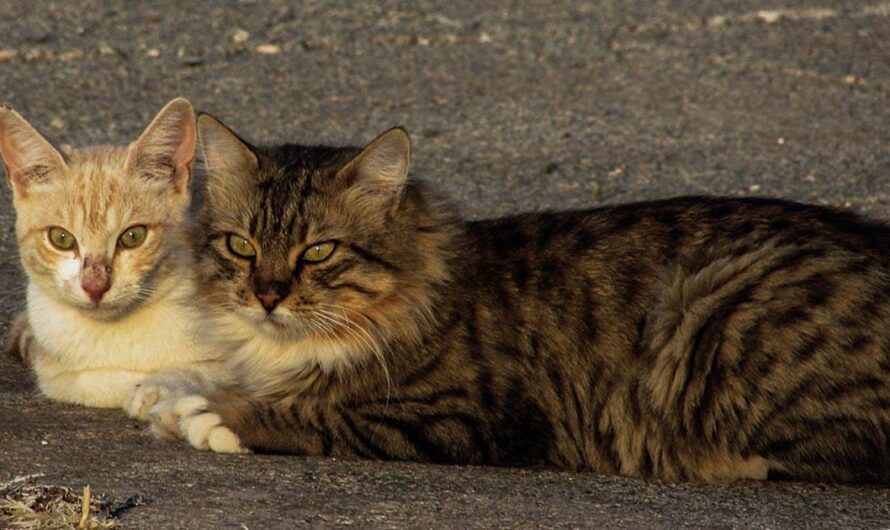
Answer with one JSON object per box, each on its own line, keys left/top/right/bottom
{"left": 252, "top": 165, "right": 315, "bottom": 248}
{"left": 67, "top": 147, "right": 130, "bottom": 232}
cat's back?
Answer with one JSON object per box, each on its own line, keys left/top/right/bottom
{"left": 453, "top": 196, "right": 890, "bottom": 481}
{"left": 460, "top": 196, "right": 890, "bottom": 299}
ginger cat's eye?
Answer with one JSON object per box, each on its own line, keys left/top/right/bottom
{"left": 119, "top": 225, "right": 148, "bottom": 249}
{"left": 302, "top": 241, "right": 337, "bottom": 263}
{"left": 227, "top": 234, "right": 257, "bottom": 259}
{"left": 48, "top": 227, "right": 76, "bottom": 251}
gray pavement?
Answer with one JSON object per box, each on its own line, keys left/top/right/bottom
{"left": 1, "top": 1, "right": 890, "bottom": 528}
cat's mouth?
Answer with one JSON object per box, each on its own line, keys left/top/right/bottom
{"left": 238, "top": 306, "right": 310, "bottom": 340}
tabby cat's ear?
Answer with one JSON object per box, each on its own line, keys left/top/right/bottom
{"left": 0, "top": 105, "right": 68, "bottom": 199}
{"left": 339, "top": 127, "right": 411, "bottom": 214}
{"left": 125, "top": 97, "right": 196, "bottom": 195}
{"left": 197, "top": 113, "right": 259, "bottom": 204}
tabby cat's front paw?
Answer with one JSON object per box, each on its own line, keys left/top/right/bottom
{"left": 123, "top": 382, "right": 169, "bottom": 421}
{"left": 174, "top": 395, "right": 250, "bottom": 454}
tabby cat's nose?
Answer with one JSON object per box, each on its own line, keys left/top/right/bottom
{"left": 257, "top": 292, "right": 282, "bottom": 313}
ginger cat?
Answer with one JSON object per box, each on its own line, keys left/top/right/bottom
{"left": 0, "top": 98, "right": 220, "bottom": 418}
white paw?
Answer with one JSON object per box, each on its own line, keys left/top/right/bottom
{"left": 147, "top": 397, "right": 183, "bottom": 440}
{"left": 123, "top": 383, "right": 170, "bottom": 420}
{"left": 175, "top": 395, "right": 249, "bottom": 454}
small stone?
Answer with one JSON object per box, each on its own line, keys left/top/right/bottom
{"left": 232, "top": 29, "right": 250, "bottom": 44}
{"left": 98, "top": 44, "right": 116, "bottom": 57}
{"left": 180, "top": 56, "right": 205, "bottom": 67}
{"left": 478, "top": 32, "right": 492, "bottom": 43}
{"left": 255, "top": 44, "right": 281, "bottom": 54}
{"left": 416, "top": 36, "right": 431, "bottom": 46}
{"left": 707, "top": 15, "right": 727, "bottom": 27}
{"left": 842, "top": 75, "right": 857, "bottom": 85}
{"left": 146, "top": 48, "right": 160, "bottom": 58}
{"left": 49, "top": 118, "right": 66, "bottom": 130}
{"left": 0, "top": 49, "right": 17, "bottom": 62}
{"left": 757, "top": 10, "right": 783, "bottom": 24}
{"left": 58, "top": 49, "right": 85, "bottom": 61}
{"left": 748, "top": 184, "right": 761, "bottom": 192}
{"left": 776, "top": 137, "right": 785, "bottom": 145}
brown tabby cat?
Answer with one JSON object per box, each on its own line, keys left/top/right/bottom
{"left": 154, "top": 114, "right": 890, "bottom": 483}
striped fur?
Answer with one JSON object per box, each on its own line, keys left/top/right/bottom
{"left": 177, "top": 119, "right": 890, "bottom": 483}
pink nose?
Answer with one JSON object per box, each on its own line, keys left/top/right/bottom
{"left": 81, "top": 255, "right": 111, "bottom": 304}
{"left": 256, "top": 292, "right": 282, "bottom": 312}
{"left": 82, "top": 278, "right": 111, "bottom": 304}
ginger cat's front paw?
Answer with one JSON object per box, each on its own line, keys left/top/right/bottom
{"left": 153, "top": 395, "right": 249, "bottom": 454}
{"left": 5, "top": 312, "right": 36, "bottom": 366}
{"left": 123, "top": 382, "right": 171, "bottom": 421}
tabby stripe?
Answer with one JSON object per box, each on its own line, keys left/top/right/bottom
{"left": 360, "top": 414, "right": 450, "bottom": 463}
{"left": 794, "top": 331, "right": 827, "bottom": 362}
{"left": 315, "top": 259, "right": 358, "bottom": 284}
{"left": 306, "top": 406, "right": 334, "bottom": 456}
{"left": 363, "top": 387, "right": 469, "bottom": 407}
{"left": 348, "top": 243, "right": 401, "bottom": 272}
{"left": 208, "top": 246, "right": 240, "bottom": 280}
{"left": 364, "top": 411, "right": 486, "bottom": 464}
{"left": 338, "top": 409, "right": 390, "bottom": 459}
{"left": 746, "top": 377, "right": 820, "bottom": 449}
{"left": 401, "top": 353, "right": 446, "bottom": 387}
{"left": 327, "top": 282, "right": 378, "bottom": 296}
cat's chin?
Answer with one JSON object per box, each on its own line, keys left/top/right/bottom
{"left": 239, "top": 310, "right": 312, "bottom": 342}
{"left": 73, "top": 303, "right": 137, "bottom": 322}
{"left": 65, "top": 295, "right": 150, "bottom": 322}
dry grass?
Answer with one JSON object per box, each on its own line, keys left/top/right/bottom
{"left": 0, "top": 474, "right": 144, "bottom": 529}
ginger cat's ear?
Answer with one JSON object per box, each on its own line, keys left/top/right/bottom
{"left": 197, "top": 112, "right": 259, "bottom": 206}
{"left": 338, "top": 127, "right": 411, "bottom": 214}
{"left": 0, "top": 105, "right": 68, "bottom": 199}
{"left": 126, "top": 97, "right": 197, "bottom": 195}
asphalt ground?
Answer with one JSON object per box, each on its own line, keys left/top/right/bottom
{"left": 1, "top": 1, "right": 889, "bottom": 528}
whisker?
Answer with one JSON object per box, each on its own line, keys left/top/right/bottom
{"left": 312, "top": 307, "right": 393, "bottom": 411}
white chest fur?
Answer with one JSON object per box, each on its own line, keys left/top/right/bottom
{"left": 26, "top": 279, "right": 215, "bottom": 407}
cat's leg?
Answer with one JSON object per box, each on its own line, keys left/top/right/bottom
{"left": 158, "top": 386, "right": 488, "bottom": 463}
{"left": 7, "top": 316, "right": 149, "bottom": 407}
{"left": 5, "top": 312, "right": 36, "bottom": 366}
{"left": 31, "top": 353, "right": 148, "bottom": 408}
{"left": 152, "top": 388, "right": 353, "bottom": 456}
{"left": 123, "top": 360, "right": 228, "bottom": 421}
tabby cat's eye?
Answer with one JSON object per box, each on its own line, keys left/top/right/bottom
{"left": 227, "top": 234, "right": 257, "bottom": 259}
{"left": 119, "top": 225, "right": 148, "bottom": 249}
{"left": 302, "top": 241, "right": 337, "bottom": 263}
{"left": 48, "top": 227, "right": 76, "bottom": 251}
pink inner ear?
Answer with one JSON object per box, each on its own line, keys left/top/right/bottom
{"left": 0, "top": 131, "right": 27, "bottom": 180}
{"left": 171, "top": 119, "right": 197, "bottom": 189}
{"left": 0, "top": 116, "right": 65, "bottom": 196}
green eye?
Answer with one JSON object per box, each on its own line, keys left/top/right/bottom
{"left": 48, "top": 227, "right": 77, "bottom": 251}
{"left": 302, "top": 241, "right": 336, "bottom": 263}
{"left": 119, "top": 225, "right": 148, "bottom": 249}
{"left": 227, "top": 234, "right": 257, "bottom": 258}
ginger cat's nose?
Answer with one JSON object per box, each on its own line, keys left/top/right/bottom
{"left": 81, "top": 255, "right": 111, "bottom": 304}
